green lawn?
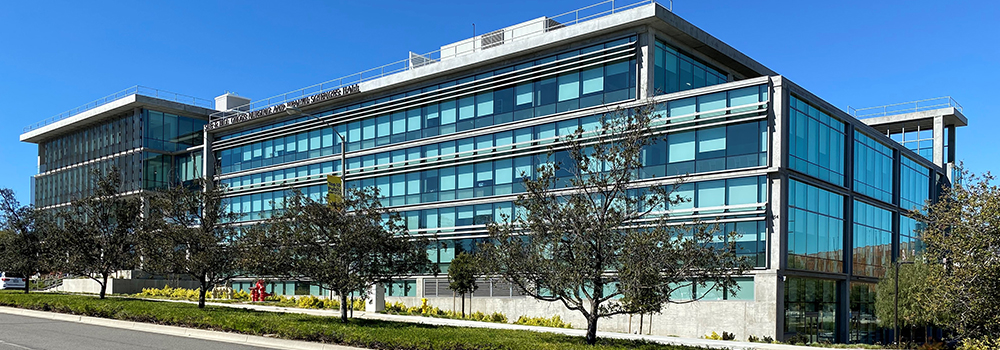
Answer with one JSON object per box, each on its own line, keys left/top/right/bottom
{"left": 0, "top": 291, "right": 710, "bottom": 350}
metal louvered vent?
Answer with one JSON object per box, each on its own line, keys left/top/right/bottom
{"left": 481, "top": 29, "right": 505, "bottom": 49}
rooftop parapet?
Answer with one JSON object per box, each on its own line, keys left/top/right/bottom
{"left": 208, "top": 0, "right": 671, "bottom": 120}
{"left": 23, "top": 85, "right": 213, "bottom": 133}
{"left": 848, "top": 96, "right": 963, "bottom": 119}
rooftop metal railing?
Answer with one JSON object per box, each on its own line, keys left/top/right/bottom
{"left": 848, "top": 96, "right": 963, "bottom": 119}
{"left": 210, "top": 0, "right": 669, "bottom": 120}
{"left": 23, "top": 85, "right": 214, "bottom": 133}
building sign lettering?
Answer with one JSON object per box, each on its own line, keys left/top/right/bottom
{"left": 205, "top": 84, "right": 361, "bottom": 131}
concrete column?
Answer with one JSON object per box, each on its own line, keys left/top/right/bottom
{"left": 202, "top": 128, "right": 214, "bottom": 183}
{"left": 366, "top": 284, "right": 385, "bottom": 312}
{"left": 932, "top": 116, "right": 944, "bottom": 167}
{"left": 638, "top": 28, "right": 656, "bottom": 99}
{"left": 769, "top": 76, "right": 787, "bottom": 340}
{"left": 415, "top": 277, "right": 425, "bottom": 298}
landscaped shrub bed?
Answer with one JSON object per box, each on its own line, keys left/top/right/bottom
{"left": 134, "top": 285, "right": 367, "bottom": 310}
{"left": 0, "top": 291, "right": 708, "bottom": 350}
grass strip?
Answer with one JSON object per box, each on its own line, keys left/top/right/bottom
{"left": 0, "top": 291, "right": 710, "bottom": 350}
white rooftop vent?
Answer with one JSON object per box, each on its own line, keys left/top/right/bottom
{"left": 215, "top": 93, "right": 251, "bottom": 112}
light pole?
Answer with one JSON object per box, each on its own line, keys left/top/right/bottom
{"left": 894, "top": 260, "right": 914, "bottom": 348}
{"left": 285, "top": 105, "right": 353, "bottom": 317}
{"left": 285, "top": 106, "right": 346, "bottom": 204}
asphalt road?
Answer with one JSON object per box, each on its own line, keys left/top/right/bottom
{"left": 0, "top": 313, "right": 271, "bottom": 350}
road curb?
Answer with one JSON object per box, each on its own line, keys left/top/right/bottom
{"left": 0, "top": 306, "right": 361, "bottom": 350}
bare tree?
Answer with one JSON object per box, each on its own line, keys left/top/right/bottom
{"left": 52, "top": 168, "right": 143, "bottom": 299}
{"left": 481, "top": 105, "right": 751, "bottom": 345}
{"left": 144, "top": 177, "right": 245, "bottom": 308}
{"left": 245, "top": 187, "right": 434, "bottom": 322}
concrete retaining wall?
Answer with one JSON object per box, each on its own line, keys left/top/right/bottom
{"left": 385, "top": 273, "right": 779, "bottom": 341}
{"left": 55, "top": 279, "right": 201, "bottom": 295}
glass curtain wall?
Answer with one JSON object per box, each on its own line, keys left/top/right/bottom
{"left": 785, "top": 276, "right": 838, "bottom": 343}
{"left": 852, "top": 200, "right": 892, "bottom": 278}
{"left": 899, "top": 215, "right": 926, "bottom": 260}
{"left": 652, "top": 40, "right": 728, "bottom": 95}
{"left": 218, "top": 38, "right": 637, "bottom": 142}
{"left": 34, "top": 152, "right": 144, "bottom": 207}
{"left": 889, "top": 129, "right": 934, "bottom": 162}
{"left": 218, "top": 38, "right": 637, "bottom": 174}
{"left": 221, "top": 85, "right": 769, "bottom": 194}
{"left": 900, "top": 156, "right": 930, "bottom": 212}
{"left": 854, "top": 131, "right": 893, "bottom": 203}
{"left": 38, "top": 110, "right": 142, "bottom": 172}
{"left": 787, "top": 179, "right": 845, "bottom": 273}
{"left": 144, "top": 109, "right": 206, "bottom": 152}
{"left": 789, "top": 96, "right": 845, "bottom": 186}
{"left": 226, "top": 176, "right": 768, "bottom": 271}
{"left": 34, "top": 109, "right": 146, "bottom": 207}
{"left": 849, "top": 282, "right": 883, "bottom": 344}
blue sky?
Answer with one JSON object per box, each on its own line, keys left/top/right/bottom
{"left": 1, "top": 0, "right": 997, "bottom": 205}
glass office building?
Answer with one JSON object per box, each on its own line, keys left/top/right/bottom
{"left": 22, "top": 92, "right": 214, "bottom": 208}
{"left": 21, "top": 0, "right": 965, "bottom": 343}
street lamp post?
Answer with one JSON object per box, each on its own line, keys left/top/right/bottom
{"left": 894, "top": 260, "right": 914, "bottom": 348}
{"left": 285, "top": 105, "right": 353, "bottom": 316}
{"left": 285, "top": 106, "right": 346, "bottom": 203}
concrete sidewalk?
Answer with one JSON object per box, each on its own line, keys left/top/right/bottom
{"left": 146, "top": 298, "right": 869, "bottom": 350}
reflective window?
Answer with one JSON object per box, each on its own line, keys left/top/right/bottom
{"left": 900, "top": 156, "right": 930, "bottom": 212}
{"left": 217, "top": 38, "right": 638, "bottom": 174}
{"left": 784, "top": 277, "right": 838, "bottom": 344}
{"left": 852, "top": 200, "right": 892, "bottom": 278}
{"left": 387, "top": 280, "right": 417, "bottom": 297}
{"left": 653, "top": 40, "right": 728, "bottom": 95}
{"left": 789, "top": 96, "right": 845, "bottom": 186}
{"left": 849, "top": 282, "right": 883, "bottom": 344}
{"left": 144, "top": 109, "right": 206, "bottom": 152}
{"left": 787, "top": 179, "right": 844, "bottom": 273}
{"left": 889, "top": 127, "right": 934, "bottom": 162}
{"left": 899, "top": 215, "right": 926, "bottom": 260}
{"left": 33, "top": 108, "right": 207, "bottom": 207}
{"left": 854, "top": 131, "right": 893, "bottom": 203}
{"left": 222, "top": 104, "right": 768, "bottom": 193}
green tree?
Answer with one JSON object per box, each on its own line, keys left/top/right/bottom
{"left": 245, "top": 187, "right": 433, "bottom": 322}
{"left": 874, "top": 260, "right": 948, "bottom": 340}
{"left": 0, "top": 189, "right": 52, "bottom": 294}
{"left": 449, "top": 252, "right": 478, "bottom": 317}
{"left": 144, "top": 178, "right": 245, "bottom": 308}
{"left": 481, "top": 106, "right": 751, "bottom": 345}
{"left": 919, "top": 171, "right": 1000, "bottom": 340}
{"left": 52, "top": 168, "right": 143, "bottom": 299}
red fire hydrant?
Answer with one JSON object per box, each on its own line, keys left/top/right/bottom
{"left": 250, "top": 279, "right": 271, "bottom": 302}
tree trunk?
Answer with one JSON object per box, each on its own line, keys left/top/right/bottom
{"left": 585, "top": 314, "right": 599, "bottom": 345}
{"left": 22, "top": 276, "right": 29, "bottom": 294}
{"left": 461, "top": 293, "right": 466, "bottom": 318}
{"left": 99, "top": 275, "right": 109, "bottom": 299}
{"left": 339, "top": 291, "right": 349, "bottom": 323}
{"left": 198, "top": 276, "right": 208, "bottom": 309}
